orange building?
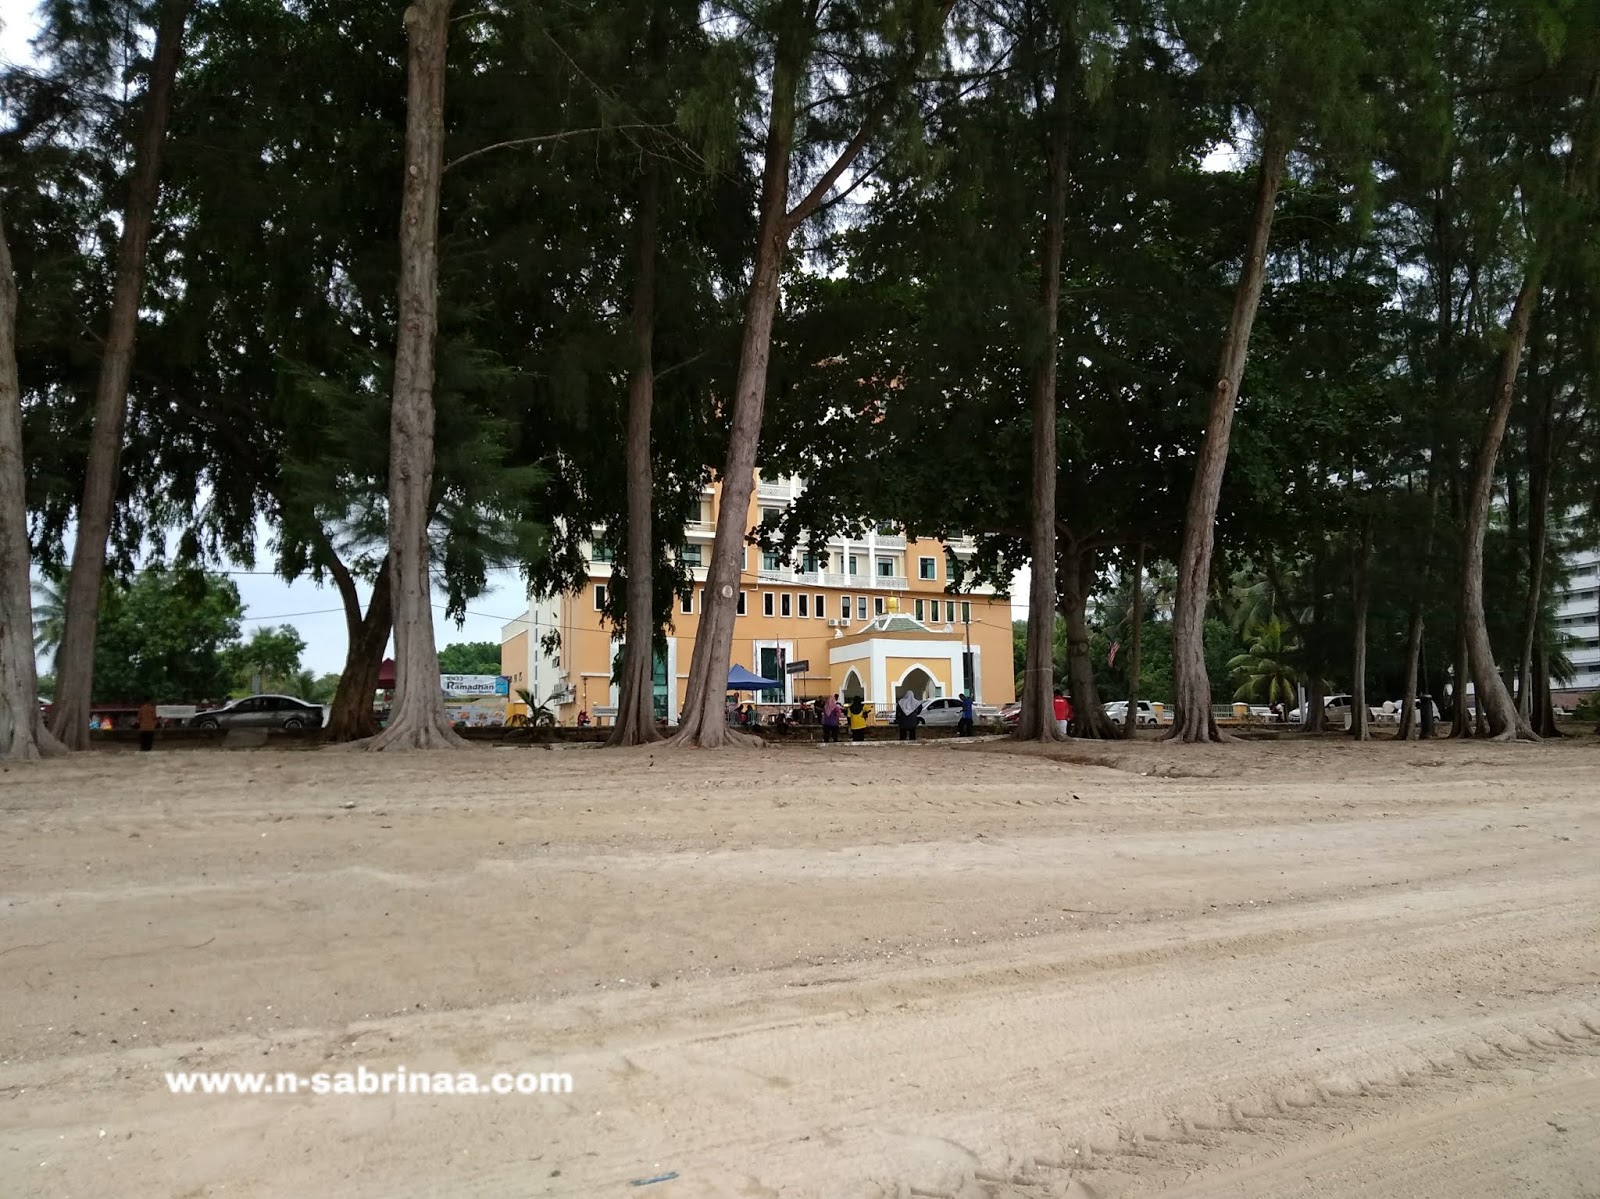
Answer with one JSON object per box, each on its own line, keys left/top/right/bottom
{"left": 500, "top": 474, "right": 1015, "bottom": 724}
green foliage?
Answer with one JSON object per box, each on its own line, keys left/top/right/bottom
{"left": 226, "top": 625, "right": 307, "bottom": 693}
{"left": 91, "top": 568, "right": 245, "bottom": 703}
{"left": 1228, "top": 618, "right": 1299, "bottom": 704}
{"left": 437, "top": 641, "right": 503, "bottom": 677}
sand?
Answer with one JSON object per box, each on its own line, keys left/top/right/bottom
{"left": 1, "top": 734, "right": 1596, "bottom": 1197}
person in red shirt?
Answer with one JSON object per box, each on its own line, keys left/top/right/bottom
{"left": 1053, "top": 690, "right": 1069, "bottom": 737}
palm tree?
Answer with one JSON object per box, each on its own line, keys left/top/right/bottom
{"left": 1228, "top": 618, "right": 1299, "bottom": 707}
{"left": 31, "top": 574, "right": 68, "bottom": 668}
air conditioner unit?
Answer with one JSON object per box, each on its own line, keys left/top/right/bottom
{"left": 826, "top": 619, "right": 841, "bottom": 627}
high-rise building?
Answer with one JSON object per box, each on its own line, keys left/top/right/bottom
{"left": 1552, "top": 541, "right": 1599, "bottom": 709}
{"left": 500, "top": 474, "right": 1015, "bottom": 724}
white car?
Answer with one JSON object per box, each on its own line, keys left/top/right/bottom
{"left": 1104, "top": 699, "right": 1166, "bottom": 727}
{"left": 917, "top": 696, "right": 968, "bottom": 726}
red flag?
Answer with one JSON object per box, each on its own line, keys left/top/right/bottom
{"left": 1107, "top": 640, "right": 1120, "bottom": 667}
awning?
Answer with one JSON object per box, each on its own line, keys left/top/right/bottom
{"left": 726, "top": 664, "right": 781, "bottom": 691}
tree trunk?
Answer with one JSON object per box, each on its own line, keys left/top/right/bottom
{"left": 1167, "top": 118, "right": 1288, "bottom": 744}
{"left": 1122, "top": 542, "right": 1143, "bottom": 739}
{"left": 1348, "top": 525, "right": 1371, "bottom": 741}
{"left": 0, "top": 207, "right": 67, "bottom": 761}
{"left": 608, "top": 160, "right": 662, "bottom": 749}
{"left": 1398, "top": 607, "right": 1425, "bottom": 740}
{"left": 665, "top": 21, "right": 802, "bottom": 750}
{"left": 324, "top": 548, "right": 392, "bottom": 742}
{"left": 365, "top": 0, "right": 463, "bottom": 751}
{"left": 1059, "top": 539, "right": 1112, "bottom": 738}
{"left": 1532, "top": 645, "right": 1561, "bottom": 738}
{"left": 48, "top": 0, "right": 191, "bottom": 749}
{"left": 1014, "top": 33, "right": 1073, "bottom": 744}
{"left": 1517, "top": 323, "right": 1555, "bottom": 724}
{"left": 667, "top": 1, "right": 952, "bottom": 746}
{"left": 1448, "top": 621, "right": 1471, "bottom": 737}
{"left": 1460, "top": 266, "right": 1541, "bottom": 741}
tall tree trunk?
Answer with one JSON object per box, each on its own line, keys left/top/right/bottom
{"left": 1122, "top": 542, "right": 1143, "bottom": 739}
{"left": 324, "top": 547, "right": 392, "bottom": 742}
{"left": 1399, "top": 469, "right": 1441, "bottom": 740}
{"left": 1059, "top": 538, "right": 1112, "bottom": 738}
{"left": 1302, "top": 550, "right": 1327, "bottom": 733}
{"left": 668, "top": 0, "right": 953, "bottom": 747}
{"left": 49, "top": 0, "right": 191, "bottom": 749}
{"left": 0, "top": 207, "right": 67, "bottom": 760}
{"left": 1517, "top": 325, "right": 1555, "bottom": 723}
{"left": 1532, "top": 644, "right": 1561, "bottom": 738}
{"left": 1016, "top": 44, "right": 1073, "bottom": 744}
{"left": 1448, "top": 621, "right": 1471, "bottom": 737}
{"left": 665, "top": 19, "right": 801, "bottom": 751}
{"left": 1398, "top": 608, "right": 1425, "bottom": 740}
{"left": 366, "top": 0, "right": 462, "bottom": 751}
{"left": 609, "top": 160, "right": 662, "bottom": 748}
{"left": 1348, "top": 524, "right": 1371, "bottom": 741}
{"left": 1167, "top": 117, "right": 1288, "bottom": 744}
{"left": 1460, "top": 266, "right": 1541, "bottom": 741}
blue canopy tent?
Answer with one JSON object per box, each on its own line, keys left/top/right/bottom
{"left": 727, "top": 664, "right": 781, "bottom": 691}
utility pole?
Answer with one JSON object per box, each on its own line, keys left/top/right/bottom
{"left": 962, "top": 600, "right": 974, "bottom": 700}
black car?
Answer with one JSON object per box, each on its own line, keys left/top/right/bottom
{"left": 190, "top": 694, "right": 325, "bottom": 731}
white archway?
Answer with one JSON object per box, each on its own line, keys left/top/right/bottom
{"left": 842, "top": 669, "right": 865, "bottom": 703}
{"left": 894, "top": 664, "right": 938, "bottom": 701}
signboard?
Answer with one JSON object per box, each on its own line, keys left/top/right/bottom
{"left": 440, "top": 674, "right": 510, "bottom": 697}
{"left": 784, "top": 660, "right": 810, "bottom": 675}
{"left": 444, "top": 696, "right": 508, "bottom": 727}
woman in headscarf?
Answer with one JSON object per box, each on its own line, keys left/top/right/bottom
{"left": 896, "top": 689, "right": 923, "bottom": 741}
{"left": 847, "top": 697, "right": 870, "bottom": 742}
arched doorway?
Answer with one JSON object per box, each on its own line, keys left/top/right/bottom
{"left": 896, "top": 666, "right": 936, "bottom": 702}
{"left": 842, "top": 669, "right": 865, "bottom": 703}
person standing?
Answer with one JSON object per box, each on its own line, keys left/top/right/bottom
{"left": 847, "top": 698, "right": 870, "bottom": 742}
{"left": 821, "top": 693, "right": 843, "bottom": 743}
{"left": 957, "top": 692, "right": 975, "bottom": 737}
{"left": 1053, "top": 689, "right": 1069, "bottom": 738}
{"left": 896, "top": 690, "right": 922, "bottom": 741}
{"left": 137, "top": 699, "right": 157, "bottom": 752}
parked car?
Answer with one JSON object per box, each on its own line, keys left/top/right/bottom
{"left": 1104, "top": 699, "right": 1165, "bottom": 728}
{"left": 190, "top": 694, "right": 325, "bottom": 731}
{"left": 917, "top": 696, "right": 967, "bottom": 727}
{"left": 999, "top": 701, "right": 1021, "bottom": 727}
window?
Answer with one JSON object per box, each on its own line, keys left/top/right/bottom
{"left": 856, "top": 596, "right": 868, "bottom": 620}
{"left": 848, "top": 554, "right": 859, "bottom": 576}
{"left": 737, "top": 590, "right": 747, "bottom": 615}
{"left": 681, "top": 592, "right": 694, "bottom": 615}
{"left": 815, "top": 593, "right": 826, "bottom": 618}
{"left": 919, "top": 557, "right": 937, "bottom": 580}
{"left": 781, "top": 593, "right": 792, "bottom": 617}
{"left": 874, "top": 597, "right": 886, "bottom": 616}
{"left": 699, "top": 588, "right": 707, "bottom": 612}
{"left": 761, "top": 506, "right": 782, "bottom": 525}
{"left": 762, "top": 549, "right": 782, "bottom": 572}
{"left": 800, "top": 553, "right": 821, "bottom": 573}
{"left": 593, "top": 544, "right": 615, "bottom": 564}
{"left": 876, "top": 557, "right": 895, "bottom": 577}
{"left": 680, "top": 544, "right": 703, "bottom": 567}
{"left": 594, "top": 584, "right": 607, "bottom": 610}
{"left": 914, "top": 599, "right": 925, "bottom": 621}
{"left": 961, "top": 601, "right": 971, "bottom": 624}
{"left": 798, "top": 594, "right": 808, "bottom": 618}
{"left": 841, "top": 595, "right": 851, "bottom": 620}
{"left": 763, "top": 592, "right": 775, "bottom": 616}
{"left": 876, "top": 522, "right": 898, "bottom": 535}
{"left": 946, "top": 600, "right": 957, "bottom": 622}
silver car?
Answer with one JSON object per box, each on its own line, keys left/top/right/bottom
{"left": 190, "top": 694, "right": 324, "bottom": 731}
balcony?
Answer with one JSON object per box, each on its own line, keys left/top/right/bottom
{"left": 756, "top": 480, "right": 790, "bottom": 502}
{"left": 871, "top": 532, "right": 905, "bottom": 550}
{"left": 756, "top": 569, "right": 791, "bottom": 584}
{"left": 873, "top": 576, "right": 910, "bottom": 591}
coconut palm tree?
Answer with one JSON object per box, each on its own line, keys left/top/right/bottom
{"left": 31, "top": 573, "right": 68, "bottom": 668}
{"left": 1228, "top": 618, "right": 1299, "bottom": 707}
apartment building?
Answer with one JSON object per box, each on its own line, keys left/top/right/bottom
{"left": 1552, "top": 541, "right": 1599, "bottom": 708}
{"left": 501, "top": 474, "right": 1015, "bottom": 724}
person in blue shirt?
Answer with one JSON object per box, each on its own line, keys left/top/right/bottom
{"left": 958, "top": 692, "right": 975, "bottom": 737}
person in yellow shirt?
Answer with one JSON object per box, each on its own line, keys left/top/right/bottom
{"left": 847, "top": 698, "right": 872, "bottom": 742}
